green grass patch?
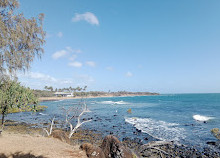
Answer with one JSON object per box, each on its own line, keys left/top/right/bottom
{"left": 8, "top": 105, "right": 48, "bottom": 113}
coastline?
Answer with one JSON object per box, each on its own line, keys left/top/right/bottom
{"left": 39, "top": 93, "right": 159, "bottom": 102}
{"left": 1, "top": 119, "right": 220, "bottom": 158}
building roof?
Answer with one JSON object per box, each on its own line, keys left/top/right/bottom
{"left": 54, "top": 92, "right": 73, "bottom": 95}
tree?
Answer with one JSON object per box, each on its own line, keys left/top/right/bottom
{"left": 48, "top": 86, "right": 53, "bottom": 92}
{"left": 0, "top": 77, "right": 38, "bottom": 127}
{"left": 0, "top": 0, "right": 45, "bottom": 128}
{"left": 44, "top": 86, "right": 48, "bottom": 90}
{"left": 62, "top": 101, "right": 92, "bottom": 138}
{"left": 0, "top": 0, "right": 45, "bottom": 74}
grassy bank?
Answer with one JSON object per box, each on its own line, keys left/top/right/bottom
{"left": 7, "top": 105, "right": 48, "bottom": 113}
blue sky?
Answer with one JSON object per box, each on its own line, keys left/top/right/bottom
{"left": 18, "top": 0, "right": 220, "bottom": 93}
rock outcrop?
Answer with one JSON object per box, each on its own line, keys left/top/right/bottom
{"left": 211, "top": 128, "right": 220, "bottom": 140}
{"left": 101, "top": 135, "right": 133, "bottom": 158}
{"left": 80, "top": 143, "right": 105, "bottom": 158}
{"left": 80, "top": 135, "right": 134, "bottom": 158}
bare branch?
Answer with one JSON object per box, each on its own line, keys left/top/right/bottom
{"left": 43, "top": 116, "right": 55, "bottom": 136}
{"left": 61, "top": 94, "right": 92, "bottom": 139}
{"left": 49, "top": 117, "right": 55, "bottom": 135}
{"left": 43, "top": 128, "right": 50, "bottom": 136}
{"left": 68, "top": 119, "right": 92, "bottom": 138}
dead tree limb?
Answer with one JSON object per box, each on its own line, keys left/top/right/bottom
{"left": 68, "top": 103, "right": 92, "bottom": 138}
{"left": 43, "top": 117, "right": 55, "bottom": 136}
{"left": 62, "top": 102, "right": 92, "bottom": 139}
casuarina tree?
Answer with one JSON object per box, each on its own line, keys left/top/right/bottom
{"left": 0, "top": 0, "right": 45, "bottom": 74}
{"left": 0, "top": 0, "right": 45, "bottom": 128}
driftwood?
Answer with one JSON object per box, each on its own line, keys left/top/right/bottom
{"left": 43, "top": 117, "right": 55, "bottom": 136}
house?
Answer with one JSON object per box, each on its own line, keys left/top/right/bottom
{"left": 54, "top": 92, "right": 74, "bottom": 97}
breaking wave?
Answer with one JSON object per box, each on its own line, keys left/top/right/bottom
{"left": 39, "top": 113, "right": 47, "bottom": 116}
{"left": 125, "top": 117, "right": 186, "bottom": 142}
{"left": 99, "top": 101, "right": 129, "bottom": 105}
{"left": 193, "top": 115, "right": 214, "bottom": 122}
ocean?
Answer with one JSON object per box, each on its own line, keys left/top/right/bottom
{"left": 7, "top": 93, "right": 220, "bottom": 150}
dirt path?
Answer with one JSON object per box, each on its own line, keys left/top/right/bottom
{"left": 0, "top": 132, "right": 87, "bottom": 158}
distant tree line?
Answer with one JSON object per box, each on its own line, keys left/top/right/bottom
{"left": 35, "top": 86, "right": 159, "bottom": 98}
{"left": 33, "top": 86, "right": 88, "bottom": 97}
{"left": 43, "top": 86, "right": 87, "bottom": 92}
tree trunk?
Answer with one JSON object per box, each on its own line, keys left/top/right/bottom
{"left": 1, "top": 106, "right": 7, "bottom": 129}
{"left": 1, "top": 113, "right": 5, "bottom": 128}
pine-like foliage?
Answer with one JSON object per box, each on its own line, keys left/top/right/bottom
{"left": 0, "top": 0, "right": 45, "bottom": 74}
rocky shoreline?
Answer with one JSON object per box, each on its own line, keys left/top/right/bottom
{"left": 2, "top": 119, "right": 220, "bottom": 158}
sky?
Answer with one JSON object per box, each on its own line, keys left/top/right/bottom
{"left": 17, "top": 0, "right": 220, "bottom": 93}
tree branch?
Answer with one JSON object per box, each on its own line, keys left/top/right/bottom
{"left": 43, "top": 116, "right": 55, "bottom": 136}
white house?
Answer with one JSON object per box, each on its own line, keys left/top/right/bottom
{"left": 54, "top": 92, "right": 74, "bottom": 97}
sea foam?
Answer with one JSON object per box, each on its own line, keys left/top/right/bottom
{"left": 193, "top": 115, "right": 214, "bottom": 122}
{"left": 99, "top": 100, "right": 129, "bottom": 105}
{"left": 125, "top": 117, "right": 186, "bottom": 142}
{"left": 39, "top": 113, "right": 47, "bottom": 115}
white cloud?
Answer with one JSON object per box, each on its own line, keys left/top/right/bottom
{"left": 68, "top": 61, "right": 83, "bottom": 68}
{"left": 19, "top": 72, "right": 57, "bottom": 82}
{"left": 72, "top": 12, "right": 99, "bottom": 26}
{"left": 106, "top": 66, "right": 113, "bottom": 71}
{"left": 18, "top": 71, "right": 95, "bottom": 90}
{"left": 126, "top": 71, "right": 133, "bottom": 77}
{"left": 52, "top": 50, "right": 67, "bottom": 59}
{"left": 66, "top": 47, "right": 82, "bottom": 54}
{"left": 69, "top": 54, "right": 77, "bottom": 61}
{"left": 73, "top": 49, "right": 82, "bottom": 54}
{"left": 86, "top": 61, "right": 96, "bottom": 67}
{"left": 57, "top": 32, "right": 63, "bottom": 38}
{"left": 52, "top": 47, "right": 82, "bottom": 60}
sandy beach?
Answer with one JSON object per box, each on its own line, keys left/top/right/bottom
{"left": 39, "top": 95, "right": 114, "bottom": 102}
{"left": 39, "top": 94, "right": 158, "bottom": 102}
{"left": 0, "top": 132, "right": 87, "bottom": 158}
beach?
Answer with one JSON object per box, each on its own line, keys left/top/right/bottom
{"left": 0, "top": 132, "right": 87, "bottom": 158}
{"left": 38, "top": 93, "right": 159, "bottom": 102}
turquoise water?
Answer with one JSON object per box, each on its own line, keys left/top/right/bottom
{"left": 7, "top": 93, "right": 220, "bottom": 149}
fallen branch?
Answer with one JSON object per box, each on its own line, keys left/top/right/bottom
{"left": 43, "top": 117, "right": 55, "bottom": 136}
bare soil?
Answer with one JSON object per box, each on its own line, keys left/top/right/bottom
{"left": 0, "top": 132, "right": 87, "bottom": 158}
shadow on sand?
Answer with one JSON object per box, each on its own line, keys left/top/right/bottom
{"left": 0, "top": 152, "right": 46, "bottom": 158}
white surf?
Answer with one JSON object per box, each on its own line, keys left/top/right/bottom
{"left": 193, "top": 114, "right": 213, "bottom": 122}
{"left": 125, "top": 117, "right": 185, "bottom": 142}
